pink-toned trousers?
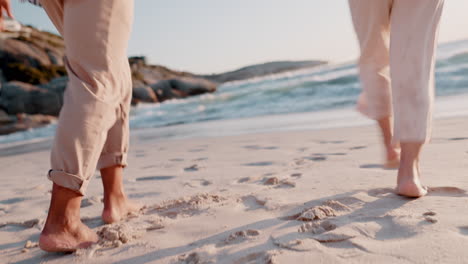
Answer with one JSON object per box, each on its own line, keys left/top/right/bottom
{"left": 41, "top": 0, "right": 134, "bottom": 195}
{"left": 349, "top": 0, "right": 444, "bottom": 142}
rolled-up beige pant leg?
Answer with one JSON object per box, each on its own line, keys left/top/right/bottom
{"left": 97, "top": 1, "right": 134, "bottom": 171}
{"left": 348, "top": 0, "right": 393, "bottom": 120}
{"left": 42, "top": 0, "right": 134, "bottom": 195}
{"left": 97, "top": 69, "right": 133, "bottom": 170}
{"left": 390, "top": 0, "right": 444, "bottom": 143}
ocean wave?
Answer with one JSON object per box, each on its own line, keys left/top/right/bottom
{"left": 3, "top": 39, "right": 468, "bottom": 144}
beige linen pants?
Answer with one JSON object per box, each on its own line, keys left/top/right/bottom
{"left": 349, "top": 0, "right": 444, "bottom": 142}
{"left": 41, "top": 0, "right": 134, "bottom": 195}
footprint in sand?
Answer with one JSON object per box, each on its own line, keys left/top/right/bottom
{"left": 292, "top": 156, "right": 327, "bottom": 166}
{"left": 291, "top": 173, "right": 302, "bottom": 178}
{"left": 218, "top": 229, "right": 261, "bottom": 247}
{"left": 237, "top": 177, "right": 251, "bottom": 183}
{"left": 241, "top": 195, "right": 267, "bottom": 211}
{"left": 367, "top": 188, "right": 395, "bottom": 198}
{"left": 177, "top": 252, "right": 205, "bottom": 264}
{"left": 189, "top": 148, "right": 205, "bottom": 153}
{"left": 423, "top": 211, "right": 436, "bottom": 216}
{"left": 285, "top": 200, "right": 350, "bottom": 221}
{"left": 424, "top": 215, "right": 438, "bottom": 224}
{"left": 312, "top": 233, "right": 356, "bottom": 244}
{"left": 193, "top": 157, "right": 208, "bottom": 162}
{"left": 359, "top": 164, "right": 383, "bottom": 169}
{"left": 293, "top": 158, "right": 307, "bottom": 166}
{"left": 244, "top": 145, "right": 279, "bottom": 150}
{"left": 242, "top": 161, "right": 275, "bottom": 167}
{"left": 236, "top": 174, "right": 268, "bottom": 184}
{"left": 145, "top": 194, "right": 225, "bottom": 219}
{"left": 330, "top": 152, "right": 347, "bottom": 156}
{"left": 129, "top": 191, "right": 160, "bottom": 199}
{"left": 313, "top": 152, "right": 347, "bottom": 156}
{"left": 350, "top": 146, "right": 367, "bottom": 150}
{"left": 0, "top": 197, "right": 29, "bottom": 205}
{"left": 304, "top": 156, "right": 328, "bottom": 161}
{"left": 145, "top": 217, "right": 165, "bottom": 231}
{"left": 136, "top": 176, "right": 176, "bottom": 182}
{"left": 427, "top": 187, "right": 467, "bottom": 197}
{"left": 141, "top": 165, "right": 158, "bottom": 170}
{"left": 263, "top": 177, "right": 296, "bottom": 188}
{"left": 176, "top": 250, "right": 223, "bottom": 264}
{"left": 232, "top": 251, "right": 276, "bottom": 264}
{"left": 184, "top": 179, "right": 213, "bottom": 188}
{"left": 272, "top": 235, "right": 321, "bottom": 252}
{"left": 299, "top": 220, "right": 337, "bottom": 234}
{"left": 319, "top": 140, "right": 346, "bottom": 144}
{"left": 184, "top": 164, "right": 202, "bottom": 172}
{"left": 363, "top": 215, "right": 417, "bottom": 240}
{"left": 0, "top": 218, "right": 39, "bottom": 229}
{"left": 448, "top": 137, "right": 468, "bottom": 141}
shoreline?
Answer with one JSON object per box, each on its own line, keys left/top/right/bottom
{"left": 2, "top": 92, "right": 468, "bottom": 149}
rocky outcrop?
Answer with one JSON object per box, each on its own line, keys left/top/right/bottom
{"left": 0, "top": 81, "right": 62, "bottom": 116}
{"left": 0, "top": 26, "right": 66, "bottom": 84}
{"left": 132, "top": 80, "right": 158, "bottom": 104}
{"left": 129, "top": 57, "right": 217, "bottom": 104}
{"left": 0, "top": 28, "right": 218, "bottom": 135}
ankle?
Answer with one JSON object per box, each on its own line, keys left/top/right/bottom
{"left": 103, "top": 191, "right": 128, "bottom": 209}
{"left": 105, "top": 189, "right": 126, "bottom": 199}
{"left": 43, "top": 217, "right": 81, "bottom": 235}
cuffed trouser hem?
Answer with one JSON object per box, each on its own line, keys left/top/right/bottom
{"left": 97, "top": 153, "right": 128, "bottom": 170}
{"left": 48, "top": 170, "right": 88, "bottom": 196}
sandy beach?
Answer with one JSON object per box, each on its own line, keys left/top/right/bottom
{"left": 1, "top": 115, "right": 468, "bottom": 263}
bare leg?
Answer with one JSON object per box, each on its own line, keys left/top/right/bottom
{"left": 39, "top": 184, "right": 98, "bottom": 252}
{"left": 101, "top": 166, "right": 141, "bottom": 224}
{"left": 377, "top": 117, "right": 400, "bottom": 168}
{"left": 396, "top": 142, "right": 427, "bottom": 198}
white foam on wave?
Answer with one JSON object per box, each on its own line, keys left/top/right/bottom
{"left": 0, "top": 123, "right": 57, "bottom": 147}
{"left": 220, "top": 61, "right": 356, "bottom": 91}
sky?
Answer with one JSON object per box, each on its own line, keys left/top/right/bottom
{"left": 10, "top": 1, "right": 468, "bottom": 74}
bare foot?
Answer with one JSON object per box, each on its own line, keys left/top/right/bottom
{"left": 102, "top": 194, "right": 142, "bottom": 224}
{"left": 396, "top": 179, "right": 427, "bottom": 198}
{"left": 39, "top": 221, "right": 98, "bottom": 252}
{"left": 39, "top": 183, "right": 98, "bottom": 252}
{"left": 100, "top": 166, "right": 143, "bottom": 224}
{"left": 396, "top": 158, "right": 427, "bottom": 198}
